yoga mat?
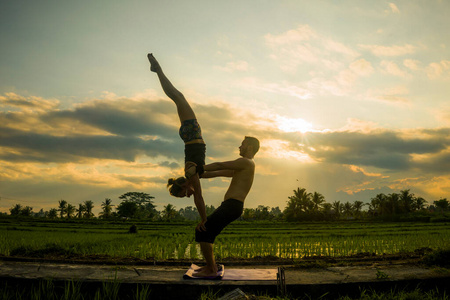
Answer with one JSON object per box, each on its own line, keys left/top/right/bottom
{"left": 183, "top": 264, "right": 224, "bottom": 280}
{"left": 223, "top": 268, "right": 278, "bottom": 281}
{"left": 183, "top": 264, "right": 277, "bottom": 281}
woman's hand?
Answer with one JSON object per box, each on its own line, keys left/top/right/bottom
{"left": 196, "top": 219, "right": 207, "bottom": 232}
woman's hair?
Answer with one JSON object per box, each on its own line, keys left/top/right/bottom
{"left": 167, "top": 177, "right": 187, "bottom": 198}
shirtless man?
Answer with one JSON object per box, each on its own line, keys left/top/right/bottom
{"left": 188, "top": 136, "right": 260, "bottom": 277}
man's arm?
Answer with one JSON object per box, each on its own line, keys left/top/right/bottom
{"left": 201, "top": 170, "right": 234, "bottom": 178}
{"left": 204, "top": 158, "right": 250, "bottom": 172}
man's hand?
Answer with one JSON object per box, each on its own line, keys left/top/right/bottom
{"left": 196, "top": 220, "right": 207, "bottom": 232}
{"left": 185, "top": 161, "right": 197, "bottom": 179}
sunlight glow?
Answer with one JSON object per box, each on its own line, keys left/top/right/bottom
{"left": 276, "top": 116, "right": 313, "bottom": 133}
{"left": 261, "top": 139, "right": 314, "bottom": 162}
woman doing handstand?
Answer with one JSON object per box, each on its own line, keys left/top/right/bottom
{"left": 148, "top": 53, "right": 207, "bottom": 231}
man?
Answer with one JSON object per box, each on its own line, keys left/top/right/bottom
{"left": 188, "top": 136, "right": 260, "bottom": 277}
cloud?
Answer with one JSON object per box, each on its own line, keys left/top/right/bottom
{"left": 349, "top": 59, "right": 374, "bottom": 76}
{"left": 0, "top": 97, "right": 183, "bottom": 163}
{"left": 0, "top": 92, "right": 60, "bottom": 112}
{"left": 358, "top": 44, "right": 416, "bottom": 56}
{"left": 263, "top": 25, "right": 386, "bottom": 98}
{"left": 2, "top": 92, "right": 450, "bottom": 212}
{"left": 297, "top": 128, "right": 450, "bottom": 173}
{"left": 265, "top": 25, "right": 316, "bottom": 46}
{"left": 265, "top": 24, "right": 359, "bottom": 73}
{"left": 346, "top": 165, "right": 387, "bottom": 178}
{"left": 426, "top": 60, "right": 450, "bottom": 79}
{"left": 215, "top": 60, "right": 249, "bottom": 72}
{"left": 380, "top": 60, "right": 410, "bottom": 78}
{"left": 338, "top": 118, "right": 380, "bottom": 133}
{"left": 388, "top": 3, "right": 400, "bottom": 14}
{"left": 0, "top": 92, "right": 269, "bottom": 165}
{"left": 239, "top": 77, "right": 312, "bottom": 100}
{"left": 403, "top": 59, "right": 420, "bottom": 71}
{"left": 365, "top": 85, "right": 410, "bottom": 105}
{"left": 433, "top": 104, "right": 450, "bottom": 125}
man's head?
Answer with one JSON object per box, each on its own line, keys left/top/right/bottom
{"left": 239, "top": 136, "right": 260, "bottom": 158}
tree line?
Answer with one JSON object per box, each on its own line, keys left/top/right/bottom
{"left": 283, "top": 187, "right": 449, "bottom": 221}
{"left": 5, "top": 188, "right": 449, "bottom": 221}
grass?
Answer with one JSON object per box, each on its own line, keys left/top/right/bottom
{"left": 203, "top": 287, "right": 448, "bottom": 300}
{"left": 0, "top": 279, "right": 152, "bottom": 300}
{"left": 1, "top": 219, "right": 448, "bottom": 299}
{"left": 336, "top": 287, "right": 448, "bottom": 300}
{"left": 1, "top": 280, "right": 447, "bottom": 300}
{"left": 1, "top": 218, "right": 449, "bottom": 261}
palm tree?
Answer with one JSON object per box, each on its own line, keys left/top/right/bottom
{"left": 66, "top": 204, "right": 76, "bottom": 218}
{"left": 353, "top": 201, "right": 365, "bottom": 218}
{"left": 47, "top": 208, "right": 58, "bottom": 219}
{"left": 412, "top": 197, "right": 426, "bottom": 211}
{"left": 76, "top": 203, "right": 85, "bottom": 218}
{"left": 369, "top": 194, "right": 387, "bottom": 216}
{"left": 399, "top": 189, "right": 414, "bottom": 213}
{"left": 322, "top": 203, "right": 333, "bottom": 215}
{"left": 100, "top": 198, "right": 114, "bottom": 219}
{"left": 9, "top": 204, "right": 22, "bottom": 216}
{"left": 331, "top": 201, "right": 342, "bottom": 218}
{"left": 387, "top": 193, "right": 400, "bottom": 215}
{"left": 83, "top": 200, "right": 94, "bottom": 218}
{"left": 284, "top": 187, "right": 308, "bottom": 220}
{"left": 343, "top": 201, "right": 353, "bottom": 218}
{"left": 311, "top": 192, "right": 325, "bottom": 212}
{"left": 163, "top": 204, "right": 177, "bottom": 220}
{"left": 58, "top": 200, "right": 67, "bottom": 218}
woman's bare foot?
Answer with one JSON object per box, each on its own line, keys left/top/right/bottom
{"left": 147, "top": 53, "right": 161, "bottom": 72}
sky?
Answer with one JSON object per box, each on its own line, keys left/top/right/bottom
{"left": 1, "top": 0, "right": 449, "bottom": 215}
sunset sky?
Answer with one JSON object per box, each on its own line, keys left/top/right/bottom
{"left": 1, "top": 0, "right": 449, "bottom": 215}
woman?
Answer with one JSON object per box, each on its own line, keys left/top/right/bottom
{"left": 148, "top": 53, "right": 207, "bottom": 230}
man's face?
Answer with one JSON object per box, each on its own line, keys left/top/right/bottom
{"left": 239, "top": 139, "right": 249, "bottom": 157}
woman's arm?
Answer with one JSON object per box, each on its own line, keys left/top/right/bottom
{"left": 189, "top": 174, "right": 207, "bottom": 228}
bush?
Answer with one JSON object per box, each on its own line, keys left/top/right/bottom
{"left": 430, "top": 217, "right": 449, "bottom": 223}
{"left": 128, "top": 224, "right": 138, "bottom": 234}
{"left": 10, "top": 243, "right": 74, "bottom": 258}
{"left": 422, "top": 249, "right": 450, "bottom": 268}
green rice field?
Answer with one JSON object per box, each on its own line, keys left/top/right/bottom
{"left": 1, "top": 218, "right": 449, "bottom": 261}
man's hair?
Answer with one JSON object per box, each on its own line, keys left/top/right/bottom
{"left": 245, "top": 136, "right": 260, "bottom": 155}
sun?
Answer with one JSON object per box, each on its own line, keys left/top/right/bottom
{"left": 276, "top": 116, "right": 313, "bottom": 133}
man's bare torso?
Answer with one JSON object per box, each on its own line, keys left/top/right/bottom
{"left": 224, "top": 158, "right": 255, "bottom": 202}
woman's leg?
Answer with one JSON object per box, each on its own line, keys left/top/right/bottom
{"left": 148, "top": 54, "right": 196, "bottom": 123}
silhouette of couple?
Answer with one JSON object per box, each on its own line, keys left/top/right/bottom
{"left": 148, "top": 54, "right": 259, "bottom": 277}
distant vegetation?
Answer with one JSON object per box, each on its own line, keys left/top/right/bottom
{"left": 4, "top": 188, "right": 450, "bottom": 222}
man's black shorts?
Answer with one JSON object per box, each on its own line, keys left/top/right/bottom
{"left": 195, "top": 198, "right": 244, "bottom": 244}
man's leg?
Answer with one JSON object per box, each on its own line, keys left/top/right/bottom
{"left": 193, "top": 242, "right": 218, "bottom": 277}
{"left": 147, "top": 53, "right": 196, "bottom": 122}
